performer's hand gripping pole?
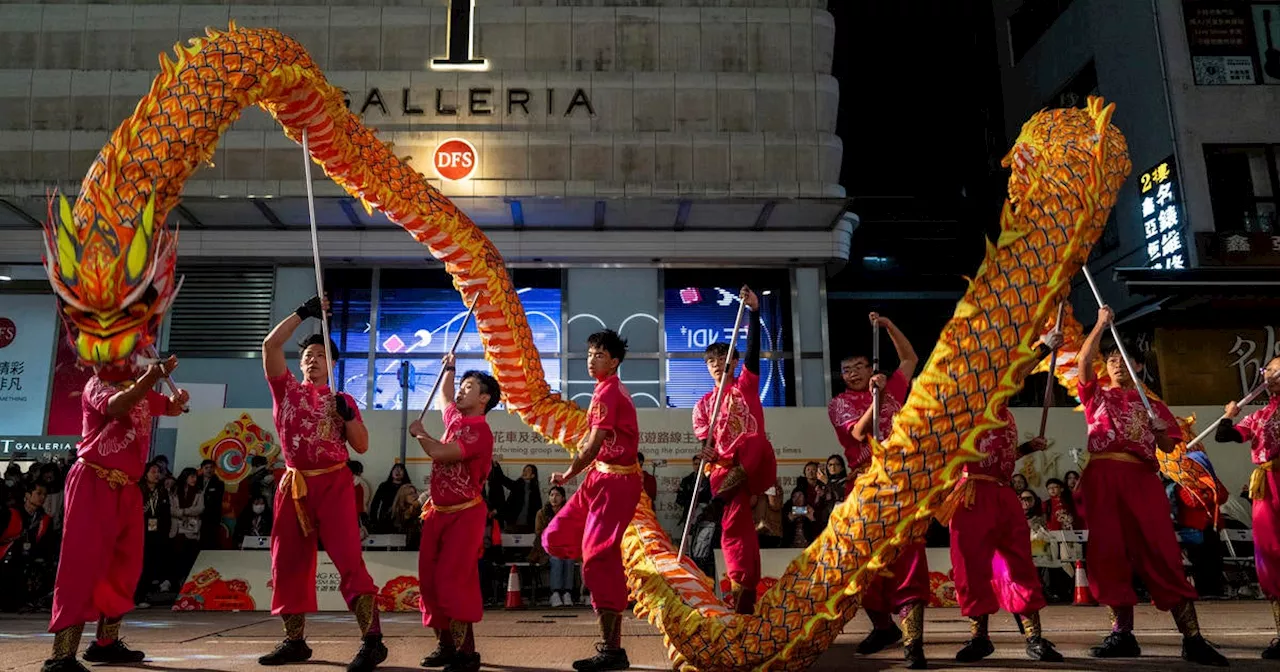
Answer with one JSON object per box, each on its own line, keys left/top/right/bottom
{"left": 417, "top": 300, "right": 478, "bottom": 423}
{"left": 677, "top": 291, "right": 750, "bottom": 562}
{"left": 301, "top": 129, "right": 335, "bottom": 395}
{"left": 1186, "top": 370, "right": 1277, "bottom": 449}
{"left": 1080, "top": 266, "right": 1155, "bottom": 420}
{"left": 1037, "top": 302, "right": 1066, "bottom": 438}
{"left": 871, "top": 315, "right": 882, "bottom": 442}
{"left": 144, "top": 345, "right": 189, "bottom": 413}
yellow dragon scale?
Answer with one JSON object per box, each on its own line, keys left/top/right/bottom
{"left": 42, "top": 25, "right": 1132, "bottom": 670}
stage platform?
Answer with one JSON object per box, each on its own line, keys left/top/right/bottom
{"left": 1, "top": 602, "right": 1277, "bottom": 671}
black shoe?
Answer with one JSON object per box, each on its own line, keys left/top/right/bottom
{"left": 1089, "top": 632, "right": 1141, "bottom": 658}
{"left": 857, "top": 626, "right": 903, "bottom": 655}
{"left": 442, "top": 652, "right": 481, "bottom": 672}
{"left": 904, "top": 640, "right": 928, "bottom": 669}
{"left": 422, "top": 644, "right": 457, "bottom": 668}
{"left": 1262, "top": 639, "right": 1280, "bottom": 660}
{"left": 348, "top": 635, "right": 388, "bottom": 672}
{"left": 40, "top": 659, "right": 89, "bottom": 672}
{"left": 955, "top": 637, "right": 994, "bottom": 663}
{"left": 1026, "top": 636, "right": 1064, "bottom": 662}
{"left": 572, "top": 644, "right": 630, "bottom": 671}
{"left": 83, "top": 640, "right": 146, "bottom": 664}
{"left": 258, "top": 639, "right": 313, "bottom": 666}
{"left": 1182, "top": 635, "right": 1229, "bottom": 667}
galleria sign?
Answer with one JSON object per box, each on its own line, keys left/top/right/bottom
{"left": 342, "top": 86, "right": 595, "bottom": 119}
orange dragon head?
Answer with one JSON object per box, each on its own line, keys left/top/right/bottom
{"left": 40, "top": 189, "right": 180, "bottom": 366}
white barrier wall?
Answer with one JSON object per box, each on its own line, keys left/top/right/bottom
{"left": 174, "top": 404, "right": 1262, "bottom": 539}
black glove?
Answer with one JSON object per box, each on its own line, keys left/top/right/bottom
{"left": 335, "top": 394, "right": 356, "bottom": 422}
{"left": 295, "top": 296, "right": 324, "bottom": 321}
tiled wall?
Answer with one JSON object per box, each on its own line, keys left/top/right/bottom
{"left": 0, "top": 1, "right": 843, "bottom": 199}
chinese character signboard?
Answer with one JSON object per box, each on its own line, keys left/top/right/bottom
{"left": 1139, "top": 155, "right": 1187, "bottom": 269}
{"left": 0, "top": 294, "right": 58, "bottom": 434}
{"left": 1183, "top": 2, "right": 1260, "bottom": 84}
{"left": 1204, "top": 230, "right": 1280, "bottom": 265}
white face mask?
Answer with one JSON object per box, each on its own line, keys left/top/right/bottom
{"left": 252, "top": 504, "right": 266, "bottom": 515}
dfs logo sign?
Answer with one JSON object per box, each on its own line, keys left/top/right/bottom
{"left": 433, "top": 0, "right": 487, "bottom": 72}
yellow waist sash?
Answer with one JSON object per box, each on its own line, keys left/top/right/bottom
{"left": 1089, "top": 451, "right": 1145, "bottom": 465}
{"left": 420, "top": 495, "right": 484, "bottom": 520}
{"left": 1250, "top": 460, "right": 1275, "bottom": 500}
{"left": 594, "top": 461, "right": 641, "bottom": 476}
{"left": 279, "top": 462, "right": 348, "bottom": 537}
{"left": 936, "top": 473, "right": 1006, "bottom": 526}
{"left": 78, "top": 458, "right": 135, "bottom": 490}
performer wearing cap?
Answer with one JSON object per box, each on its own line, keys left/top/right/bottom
{"left": 695, "top": 286, "right": 778, "bottom": 615}
{"left": 830, "top": 314, "right": 929, "bottom": 670}
{"left": 410, "top": 353, "right": 501, "bottom": 672}
{"left": 1076, "top": 306, "right": 1225, "bottom": 666}
{"left": 43, "top": 354, "right": 188, "bottom": 672}
{"left": 1216, "top": 354, "right": 1280, "bottom": 660}
{"left": 543, "top": 329, "right": 642, "bottom": 672}
{"left": 938, "top": 329, "right": 1067, "bottom": 664}
{"left": 257, "top": 296, "right": 385, "bottom": 672}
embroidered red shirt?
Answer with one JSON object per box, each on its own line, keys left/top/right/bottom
{"left": 267, "top": 371, "right": 362, "bottom": 470}
{"left": 1236, "top": 396, "right": 1280, "bottom": 465}
{"left": 79, "top": 375, "right": 169, "bottom": 481}
{"left": 429, "top": 402, "right": 494, "bottom": 507}
{"left": 826, "top": 370, "right": 908, "bottom": 470}
{"left": 588, "top": 374, "right": 639, "bottom": 466}
{"left": 968, "top": 407, "right": 1020, "bottom": 481}
{"left": 693, "top": 369, "right": 766, "bottom": 462}
{"left": 1078, "top": 379, "right": 1178, "bottom": 465}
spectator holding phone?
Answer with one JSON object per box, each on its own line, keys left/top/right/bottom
{"left": 783, "top": 489, "right": 819, "bottom": 548}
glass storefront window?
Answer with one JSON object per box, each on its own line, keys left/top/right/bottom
{"left": 1206, "top": 145, "right": 1280, "bottom": 233}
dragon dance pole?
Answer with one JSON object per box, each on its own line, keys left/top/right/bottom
{"left": 1037, "top": 302, "right": 1066, "bottom": 438}
{"left": 871, "top": 315, "right": 882, "bottom": 442}
{"left": 417, "top": 300, "right": 478, "bottom": 423}
{"left": 1080, "top": 265, "right": 1155, "bottom": 419}
{"left": 1185, "top": 372, "right": 1276, "bottom": 449}
{"left": 677, "top": 289, "right": 750, "bottom": 562}
{"left": 301, "top": 129, "right": 335, "bottom": 395}
{"left": 144, "top": 345, "right": 189, "bottom": 413}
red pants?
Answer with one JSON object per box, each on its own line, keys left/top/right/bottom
{"left": 1254, "top": 469, "right": 1280, "bottom": 600}
{"left": 861, "top": 541, "right": 930, "bottom": 615}
{"left": 948, "top": 480, "right": 1046, "bottom": 617}
{"left": 715, "top": 480, "right": 760, "bottom": 593}
{"left": 270, "top": 469, "right": 377, "bottom": 614}
{"left": 543, "top": 469, "right": 642, "bottom": 613}
{"left": 419, "top": 504, "right": 486, "bottom": 628}
{"left": 49, "top": 462, "right": 143, "bottom": 633}
{"left": 1080, "top": 458, "right": 1197, "bottom": 610}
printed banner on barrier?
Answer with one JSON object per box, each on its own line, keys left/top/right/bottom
{"left": 175, "top": 551, "right": 422, "bottom": 612}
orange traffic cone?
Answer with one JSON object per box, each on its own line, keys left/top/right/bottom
{"left": 1074, "top": 560, "right": 1096, "bottom": 606}
{"left": 505, "top": 566, "right": 524, "bottom": 609}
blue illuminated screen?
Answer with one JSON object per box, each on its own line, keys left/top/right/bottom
{"left": 335, "top": 287, "right": 562, "bottom": 410}
{"left": 662, "top": 286, "right": 786, "bottom": 408}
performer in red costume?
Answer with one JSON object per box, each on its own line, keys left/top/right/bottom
{"left": 694, "top": 286, "right": 778, "bottom": 615}
{"left": 1077, "top": 306, "right": 1225, "bottom": 666}
{"left": 257, "top": 296, "right": 386, "bottom": 672}
{"left": 543, "top": 329, "right": 642, "bottom": 672}
{"left": 830, "top": 314, "right": 929, "bottom": 669}
{"left": 1217, "top": 354, "right": 1280, "bottom": 660}
{"left": 410, "top": 353, "right": 500, "bottom": 672}
{"left": 939, "top": 330, "right": 1066, "bottom": 664}
{"left": 43, "top": 355, "right": 188, "bottom": 672}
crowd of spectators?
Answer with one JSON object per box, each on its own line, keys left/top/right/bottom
{"left": 0, "top": 444, "right": 1263, "bottom": 613}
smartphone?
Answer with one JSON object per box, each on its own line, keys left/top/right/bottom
{"left": 792, "top": 506, "right": 807, "bottom": 516}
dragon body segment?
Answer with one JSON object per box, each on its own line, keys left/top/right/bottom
{"left": 41, "top": 24, "right": 1133, "bottom": 671}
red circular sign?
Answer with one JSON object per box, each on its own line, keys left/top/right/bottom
{"left": 0, "top": 317, "right": 14, "bottom": 349}
{"left": 433, "top": 138, "right": 478, "bottom": 181}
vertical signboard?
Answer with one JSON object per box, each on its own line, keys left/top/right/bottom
{"left": 0, "top": 294, "right": 57, "bottom": 434}
{"left": 1139, "top": 156, "right": 1188, "bottom": 269}
{"left": 1183, "top": 2, "right": 1260, "bottom": 84}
